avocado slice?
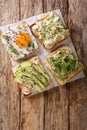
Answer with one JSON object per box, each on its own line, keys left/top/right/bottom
{"left": 26, "top": 67, "right": 48, "bottom": 85}
{"left": 33, "top": 64, "right": 50, "bottom": 81}
{"left": 14, "top": 71, "right": 22, "bottom": 83}
{"left": 22, "top": 75, "right": 43, "bottom": 92}
{"left": 31, "top": 71, "right": 48, "bottom": 85}
{"left": 20, "top": 61, "right": 32, "bottom": 68}
{"left": 15, "top": 63, "right": 32, "bottom": 75}
{"left": 14, "top": 61, "right": 50, "bottom": 92}
{"left": 14, "top": 63, "right": 32, "bottom": 84}
{"left": 23, "top": 72, "right": 45, "bottom": 91}
{"left": 19, "top": 62, "right": 49, "bottom": 85}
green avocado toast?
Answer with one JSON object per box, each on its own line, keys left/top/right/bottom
{"left": 46, "top": 46, "right": 84, "bottom": 86}
{"left": 12, "top": 56, "right": 51, "bottom": 95}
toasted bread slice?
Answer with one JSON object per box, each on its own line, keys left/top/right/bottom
{"left": 1, "top": 22, "right": 38, "bottom": 61}
{"left": 30, "top": 11, "right": 70, "bottom": 50}
{"left": 12, "top": 56, "right": 51, "bottom": 95}
{"left": 46, "top": 46, "right": 84, "bottom": 86}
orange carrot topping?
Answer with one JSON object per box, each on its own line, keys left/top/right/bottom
{"left": 15, "top": 32, "right": 32, "bottom": 47}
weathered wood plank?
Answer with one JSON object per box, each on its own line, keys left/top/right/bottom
{"left": 43, "top": 0, "right": 69, "bottom": 130}
{"left": 21, "top": 94, "right": 44, "bottom": 130}
{"left": 20, "top": 1, "right": 44, "bottom": 130}
{"left": 0, "top": 0, "right": 20, "bottom": 130}
{"left": 43, "top": 87, "right": 69, "bottom": 130}
{"left": 20, "top": 0, "right": 43, "bottom": 18}
{"left": 44, "top": 0, "right": 68, "bottom": 24}
{"left": 68, "top": 0, "right": 87, "bottom": 129}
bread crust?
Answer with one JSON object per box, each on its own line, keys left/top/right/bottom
{"left": 46, "top": 46, "right": 84, "bottom": 86}
{"left": 30, "top": 11, "right": 70, "bottom": 50}
{"left": 10, "top": 47, "right": 39, "bottom": 61}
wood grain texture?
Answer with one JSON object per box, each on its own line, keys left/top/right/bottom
{"left": 20, "top": 1, "right": 44, "bottom": 130}
{"left": 20, "top": 0, "right": 43, "bottom": 18}
{"left": 0, "top": 0, "right": 20, "bottom": 130}
{"left": 68, "top": 0, "right": 87, "bottom": 129}
{"left": 21, "top": 94, "right": 44, "bottom": 130}
{"left": 44, "top": 0, "right": 68, "bottom": 24}
{"left": 44, "top": 87, "right": 69, "bottom": 130}
{"left": 43, "top": 0, "right": 69, "bottom": 130}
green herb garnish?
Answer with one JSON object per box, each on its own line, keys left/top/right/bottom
{"left": 11, "top": 48, "right": 18, "bottom": 54}
{"left": 28, "top": 42, "right": 35, "bottom": 48}
{"left": 49, "top": 50, "right": 79, "bottom": 80}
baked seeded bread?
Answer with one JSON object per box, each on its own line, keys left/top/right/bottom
{"left": 1, "top": 22, "right": 38, "bottom": 61}
{"left": 46, "top": 46, "right": 84, "bottom": 86}
{"left": 30, "top": 11, "right": 70, "bottom": 50}
{"left": 12, "top": 56, "right": 51, "bottom": 95}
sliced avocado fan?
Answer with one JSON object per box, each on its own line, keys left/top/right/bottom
{"left": 14, "top": 60, "right": 50, "bottom": 92}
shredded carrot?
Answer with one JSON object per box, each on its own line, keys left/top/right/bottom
{"left": 15, "top": 32, "right": 32, "bottom": 47}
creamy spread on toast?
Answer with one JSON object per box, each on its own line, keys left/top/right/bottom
{"left": 31, "top": 12, "right": 70, "bottom": 49}
{"left": 1, "top": 22, "right": 38, "bottom": 60}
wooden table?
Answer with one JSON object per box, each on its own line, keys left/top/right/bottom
{"left": 0, "top": 0, "right": 87, "bottom": 130}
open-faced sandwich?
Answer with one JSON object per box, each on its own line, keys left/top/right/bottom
{"left": 1, "top": 22, "right": 38, "bottom": 60}
{"left": 12, "top": 56, "right": 51, "bottom": 95}
{"left": 46, "top": 46, "right": 84, "bottom": 86}
{"left": 30, "top": 11, "right": 70, "bottom": 50}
